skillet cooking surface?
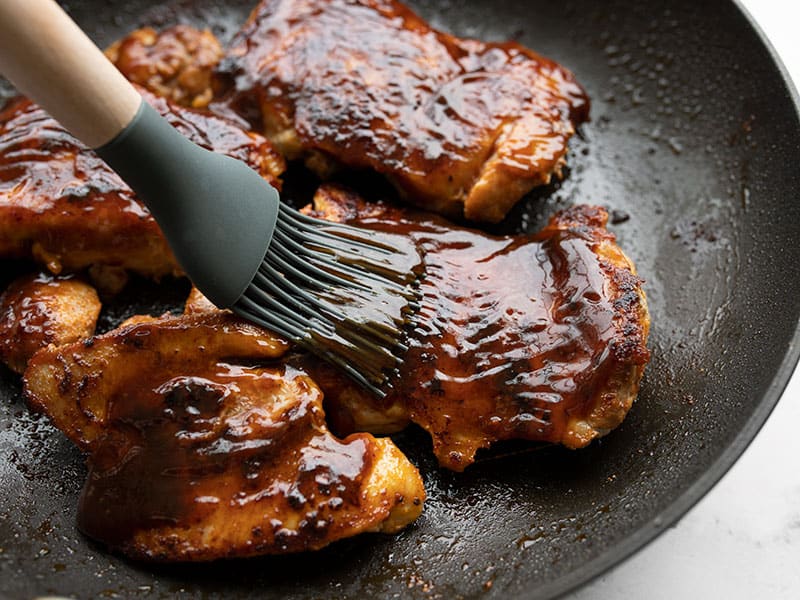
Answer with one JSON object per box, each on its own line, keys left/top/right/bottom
{"left": 1, "top": 0, "right": 799, "bottom": 598}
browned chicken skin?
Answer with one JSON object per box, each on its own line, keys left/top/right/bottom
{"left": 0, "top": 87, "right": 284, "bottom": 284}
{"left": 23, "top": 311, "right": 425, "bottom": 561}
{"left": 106, "top": 25, "right": 223, "bottom": 109}
{"left": 0, "top": 273, "right": 100, "bottom": 373}
{"left": 215, "top": 0, "right": 589, "bottom": 222}
{"left": 305, "top": 185, "right": 650, "bottom": 471}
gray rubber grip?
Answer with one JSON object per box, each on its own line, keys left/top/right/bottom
{"left": 96, "top": 101, "right": 280, "bottom": 308}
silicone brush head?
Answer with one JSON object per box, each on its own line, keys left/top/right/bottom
{"left": 97, "top": 101, "right": 421, "bottom": 397}
{"left": 236, "top": 204, "right": 421, "bottom": 396}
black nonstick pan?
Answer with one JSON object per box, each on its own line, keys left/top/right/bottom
{"left": 1, "top": 0, "right": 799, "bottom": 598}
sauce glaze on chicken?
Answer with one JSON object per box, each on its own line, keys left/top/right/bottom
{"left": 0, "top": 87, "right": 284, "bottom": 286}
{"left": 23, "top": 311, "right": 425, "bottom": 560}
{"left": 305, "top": 185, "right": 650, "bottom": 471}
{"left": 216, "top": 0, "right": 589, "bottom": 222}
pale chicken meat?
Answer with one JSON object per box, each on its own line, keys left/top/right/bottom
{"left": 0, "top": 87, "right": 284, "bottom": 285}
{"left": 0, "top": 273, "right": 100, "bottom": 373}
{"left": 215, "top": 0, "right": 589, "bottom": 222}
{"left": 303, "top": 184, "right": 651, "bottom": 471}
{"left": 23, "top": 311, "right": 425, "bottom": 561}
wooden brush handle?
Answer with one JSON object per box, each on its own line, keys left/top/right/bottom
{"left": 0, "top": 0, "right": 141, "bottom": 148}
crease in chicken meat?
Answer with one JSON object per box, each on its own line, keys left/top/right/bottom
{"left": 0, "top": 86, "right": 284, "bottom": 287}
{"left": 302, "top": 184, "right": 650, "bottom": 471}
{"left": 215, "top": 0, "right": 590, "bottom": 223}
{"left": 23, "top": 310, "right": 425, "bottom": 561}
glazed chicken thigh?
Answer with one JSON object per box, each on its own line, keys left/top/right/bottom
{"left": 23, "top": 311, "right": 425, "bottom": 560}
{"left": 0, "top": 88, "right": 284, "bottom": 285}
{"left": 216, "top": 0, "right": 589, "bottom": 222}
{"left": 0, "top": 273, "right": 100, "bottom": 373}
{"left": 303, "top": 185, "right": 650, "bottom": 470}
{"left": 106, "top": 25, "right": 223, "bottom": 109}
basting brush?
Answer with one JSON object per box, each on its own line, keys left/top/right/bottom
{"left": 0, "top": 0, "right": 420, "bottom": 396}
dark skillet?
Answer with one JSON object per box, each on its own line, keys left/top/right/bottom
{"left": 1, "top": 0, "right": 799, "bottom": 598}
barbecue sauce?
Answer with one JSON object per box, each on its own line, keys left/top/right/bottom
{"left": 216, "top": 0, "right": 590, "bottom": 221}
{"left": 317, "top": 198, "right": 649, "bottom": 471}
{"left": 64, "top": 315, "right": 395, "bottom": 559}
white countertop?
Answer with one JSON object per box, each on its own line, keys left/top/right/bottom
{"left": 569, "top": 1, "right": 800, "bottom": 598}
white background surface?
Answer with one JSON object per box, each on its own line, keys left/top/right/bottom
{"left": 569, "top": 1, "right": 800, "bottom": 598}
